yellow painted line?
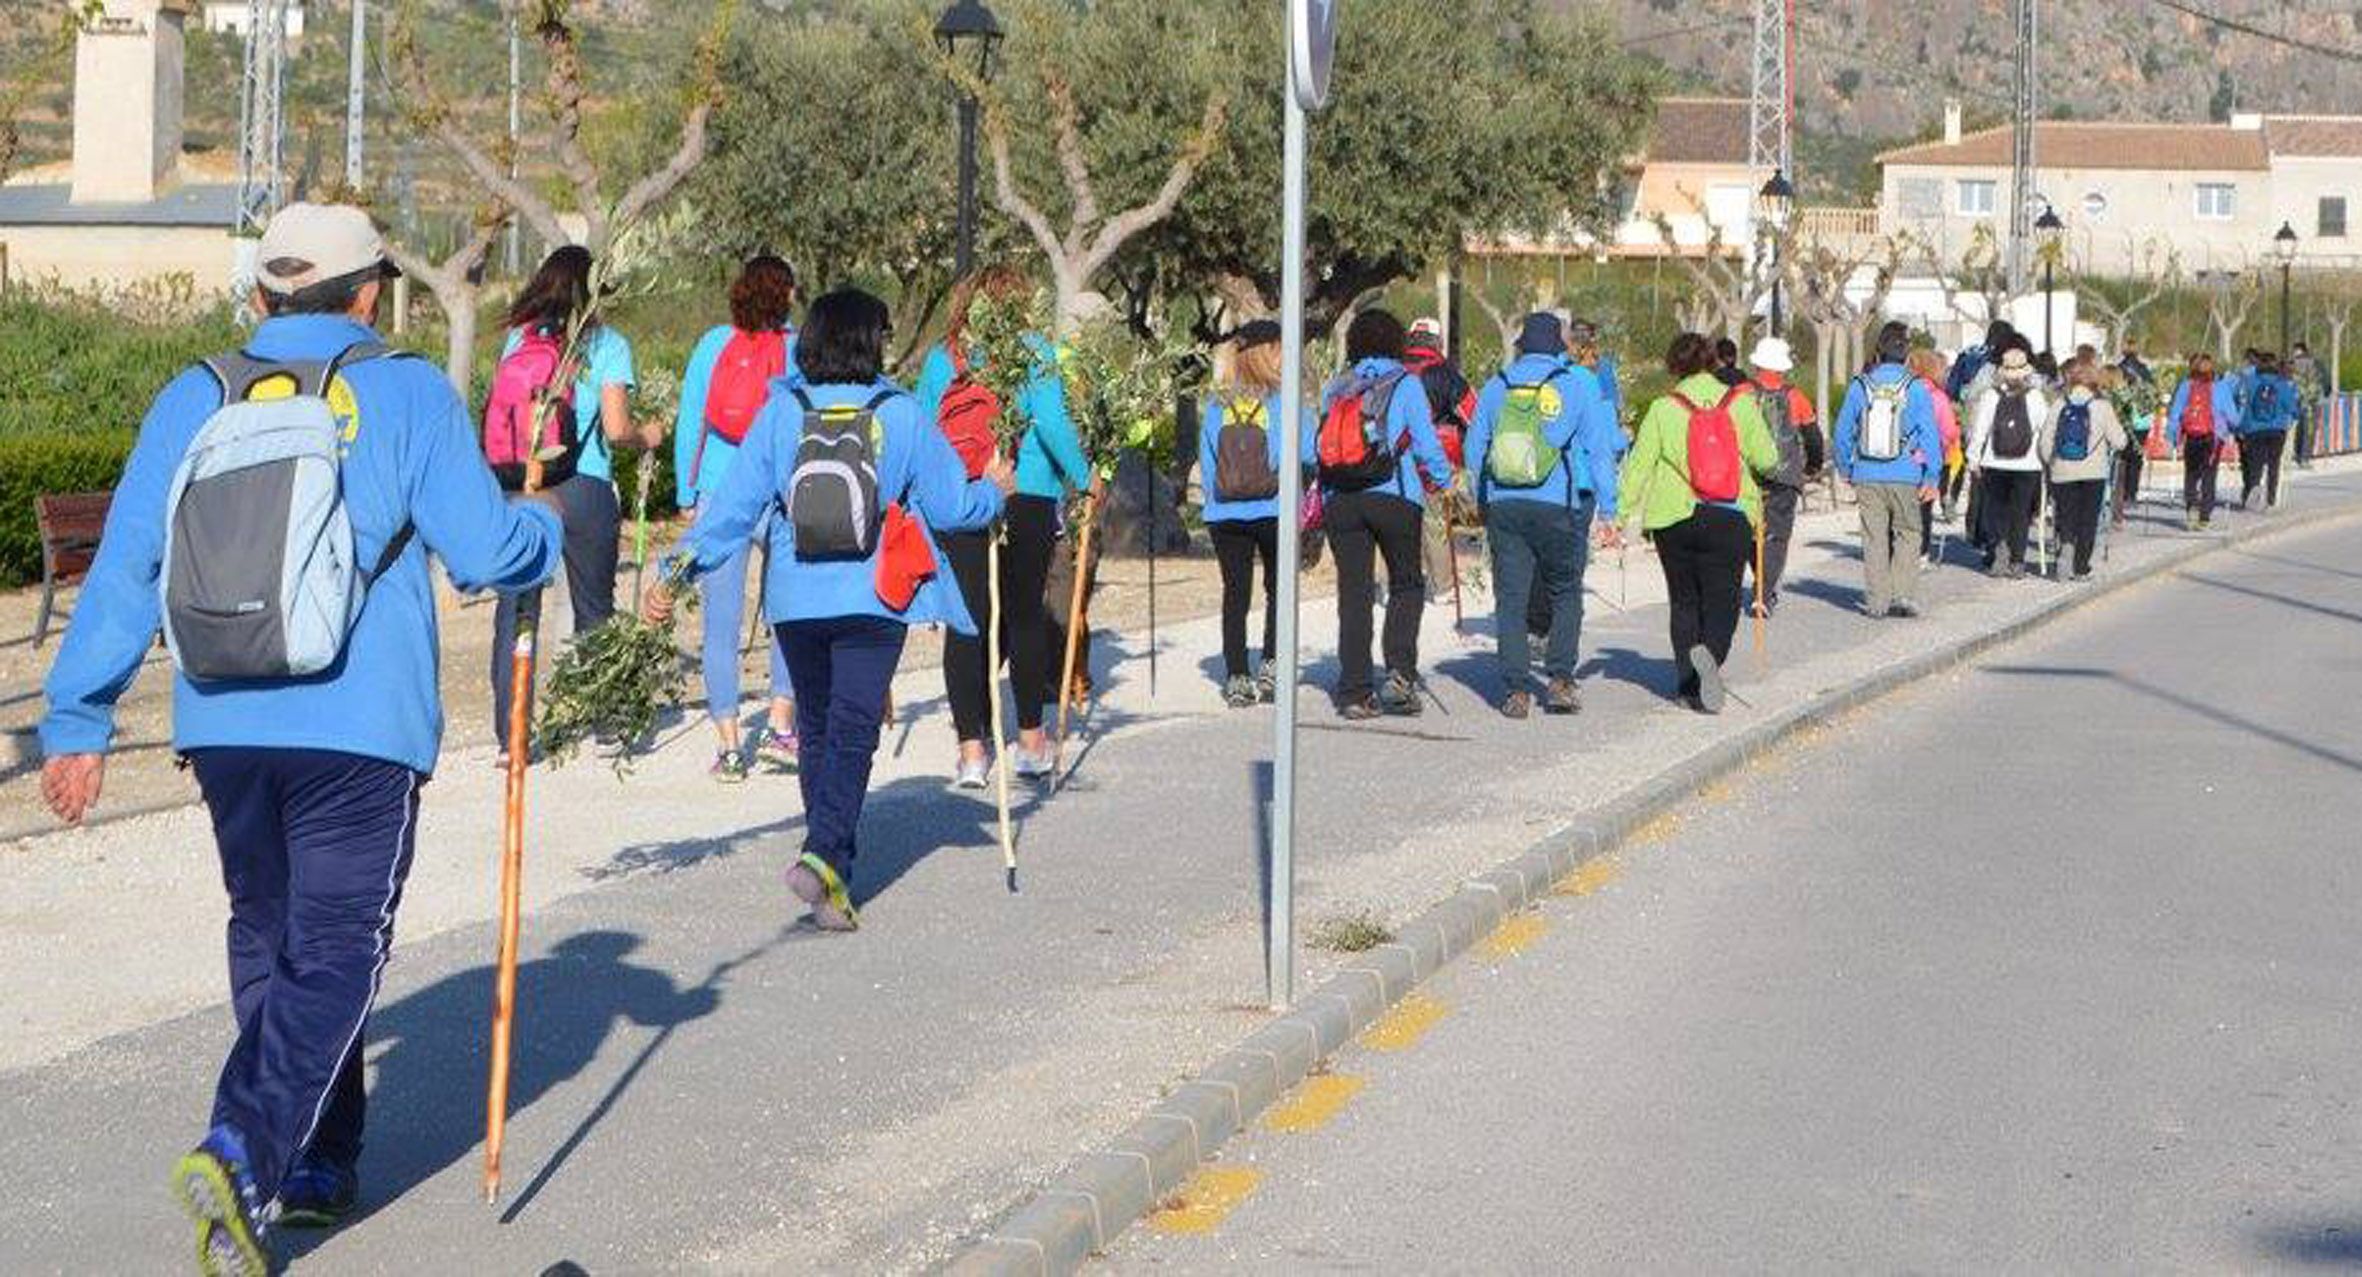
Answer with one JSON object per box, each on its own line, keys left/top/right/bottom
{"left": 1625, "top": 810, "right": 1682, "bottom": 847}
{"left": 1696, "top": 778, "right": 1734, "bottom": 803}
{"left": 1148, "top": 1166, "right": 1264, "bottom": 1235}
{"left": 1359, "top": 991, "right": 1447, "bottom": 1052}
{"left": 1478, "top": 912, "right": 1547, "bottom": 959}
{"left": 1554, "top": 856, "right": 1625, "bottom": 898}
{"left": 1263, "top": 1073, "right": 1365, "bottom": 1134}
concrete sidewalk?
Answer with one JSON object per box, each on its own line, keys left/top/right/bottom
{"left": 2, "top": 459, "right": 2358, "bottom": 1273}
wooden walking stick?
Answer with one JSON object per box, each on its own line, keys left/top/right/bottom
{"left": 1054, "top": 494, "right": 1097, "bottom": 780}
{"left": 987, "top": 525, "right": 1017, "bottom": 893}
{"left": 1751, "top": 510, "right": 1767, "bottom": 673}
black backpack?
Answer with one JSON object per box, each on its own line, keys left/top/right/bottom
{"left": 786, "top": 387, "right": 892, "bottom": 561}
{"left": 1755, "top": 383, "right": 1807, "bottom": 488}
{"left": 1990, "top": 387, "right": 2035, "bottom": 461}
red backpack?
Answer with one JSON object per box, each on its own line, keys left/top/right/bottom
{"left": 482, "top": 326, "right": 581, "bottom": 492}
{"left": 1672, "top": 386, "right": 1745, "bottom": 503}
{"left": 704, "top": 328, "right": 787, "bottom": 446}
{"left": 1316, "top": 371, "right": 1407, "bottom": 492}
{"left": 935, "top": 341, "right": 1003, "bottom": 480}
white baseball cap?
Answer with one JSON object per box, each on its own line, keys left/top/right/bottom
{"left": 1749, "top": 337, "right": 1795, "bottom": 373}
{"left": 254, "top": 202, "right": 400, "bottom": 296}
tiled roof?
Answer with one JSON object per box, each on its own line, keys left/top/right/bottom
{"left": 1647, "top": 97, "right": 1750, "bottom": 167}
{"left": 2265, "top": 116, "right": 2362, "bottom": 158}
{"left": 1879, "top": 122, "right": 2268, "bottom": 172}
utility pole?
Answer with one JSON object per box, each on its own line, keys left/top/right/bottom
{"left": 346, "top": 0, "right": 366, "bottom": 189}
{"left": 236, "top": 0, "right": 290, "bottom": 236}
{"left": 506, "top": 14, "right": 523, "bottom": 274}
{"left": 2006, "top": 0, "right": 2038, "bottom": 296}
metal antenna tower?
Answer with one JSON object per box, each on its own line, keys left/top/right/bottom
{"left": 236, "top": 0, "right": 290, "bottom": 235}
{"left": 346, "top": 0, "right": 367, "bottom": 188}
{"left": 2006, "top": 0, "right": 2038, "bottom": 294}
{"left": 1746, "top": 0, "right": 1794, "bottom": 179}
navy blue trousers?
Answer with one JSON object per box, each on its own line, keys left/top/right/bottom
{"left": 189, "top": 748, "right": 423, "bottom": 1201}
{"left": 776, "top": 617, "right": 908, "bottom": 880}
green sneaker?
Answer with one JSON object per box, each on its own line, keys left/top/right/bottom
{"left": 787, "top": 853, "right": 859, "bottom": 931}
{"left": 172, "top": 1127, "right": 272, "bottom": 1277}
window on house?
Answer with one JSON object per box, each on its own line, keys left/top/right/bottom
{"left": 1957, "top": 180, "right": 1997, "bottom": 216}
{"left": 1899, "top": 178, "right": 1941, "bottom": 218}
{"left": 2194, "top": 183, "right": 2237, "bottom": 220}
{"left": 2321, "top": 197, "right": 2348, "bottom": 239}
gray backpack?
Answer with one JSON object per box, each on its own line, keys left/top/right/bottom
{"left": 161, "top": 345, "right": 413, "bottom": 682}
{"left": 785, "top": 386, "right": 892, "bottom": 561}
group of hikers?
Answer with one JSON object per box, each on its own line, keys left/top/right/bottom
{"left": 28, "top": 199, "right": 2339, "bottom": 1273}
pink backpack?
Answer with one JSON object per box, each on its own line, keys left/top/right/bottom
{"left": 483, "top": 327, "right": 583, "bottom": 491}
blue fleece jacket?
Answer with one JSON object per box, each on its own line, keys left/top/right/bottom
{"left": 913, "top": 339, "right": 1093, "bottom": 499}
{"left": 1196, "top": 391, "right": 1302, "bottom": 523}
{"left": 1833, "top": 364, "right": 1944, "bottom": 487}
{"left": 1464, "top": 353, "right": 1623, "bottom": 517}
{"left": 2164, "top": 376, "right": 2243, "bottom": 447}
{"left": 1597, "top": 353, "right": 1624, "bottom": 424}
{"left": 40, "top": 315, "right": 563, "bottom": 774}
{"left": 669, "top": 377, "right": 1004, "bottom": 634}
{"left": 1303, "top": 358, "right": 1454, "bottom": 509}
{"left": 673, "top": 324, "right": 803, "bottom": 507}
{"left": 2235, "top": 372, "right": 2301, "bottom": 434}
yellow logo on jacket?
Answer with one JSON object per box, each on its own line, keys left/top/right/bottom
{"left": 244, "top": 373, "right": 364, "bottom": 453}
{"left": 1536, "top": 385, "right": 1564, "bottom": 419}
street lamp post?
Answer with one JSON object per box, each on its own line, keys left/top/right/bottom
{"left": 2035, "top": 204, "right": 2065, "bottom": 357}
{"left": 1758, "top": 169, "right": 1796, "bottom": 333}
{"left": 936, "top": 0, "right": 1004, "bottom": 280}
{"left": 2274, "top": 221, "right": 2299, "bottom": 354}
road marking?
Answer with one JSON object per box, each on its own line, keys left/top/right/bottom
{"left": 1554, "top": 856, "right": 1625, "bottom": 898}
{"left": 1263, "top": 1073, "right": 1365, "bottom": 1134}
{"left": 1149, "top": 1166, "right": 1264, "bottom": 1235}
{"left": 1359, "top": 991, "right": 1446, "bottom": 1052}
{"left": 1478, "top": 912, "right": 1546, "bottom": 959}
{"left": 1626, "top": 811, "right": 1683, "bottom": 847}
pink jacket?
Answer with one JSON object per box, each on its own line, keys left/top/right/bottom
{"left": 1921, "top": 377, "right": 1962, "bottom": 454}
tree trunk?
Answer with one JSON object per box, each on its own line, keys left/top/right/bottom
{"left": 443, "top": 291, "right": 481, "bottom": 400}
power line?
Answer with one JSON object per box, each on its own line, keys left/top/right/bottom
{"left": 2147, "top": 0, "right": 2362, "bottom": 65}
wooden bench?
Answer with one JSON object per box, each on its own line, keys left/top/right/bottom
{"left": 34, "top": 491, "right": 111, "bottom": 648}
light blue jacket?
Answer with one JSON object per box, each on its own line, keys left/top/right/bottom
{"left": 1464, "top": 353, "right": 1623, "bottom": 517}
{"left": 2164, "top": 376, "right": 2243, "bottom": 447}
{"left": 41, "top": 315, "right": 563, "bottom": 774}
{"left": 2235, "top": 372, "right": 2300, "bottom": 435}
{"left": 1834, "top": 364, "right": 1944, "bottom": 487}
{"left": 673, "top": 324, "right": 803, "bottom": 507}
{"left": 669, "top": 377, "right": 1004, "bottom": 634}
{"left": 913, "top": 338, "right": 1093, "bottom": 500}
{"left": 1304, "top": 358, "right": 1454, "bottom": 509}
{"left": 1196, "top": 391, "right": 1301, "bottom": 523}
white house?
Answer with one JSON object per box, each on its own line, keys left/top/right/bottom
{"left": 199, "top": 1, "right": 306, "bottom": 38}
{"left": 1476, "top": 97, "right": 1760, "bottom": 259}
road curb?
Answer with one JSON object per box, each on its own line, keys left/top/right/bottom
{"left": 943, "top": 492, "right": 2362, "bottom": 1277}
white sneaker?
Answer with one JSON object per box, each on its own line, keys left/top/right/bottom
{"left": 1012, "top": 746, "right": 1057, "bottom": 781}
{"left": 952, "top": 755, "right": 992, "bottom": 790}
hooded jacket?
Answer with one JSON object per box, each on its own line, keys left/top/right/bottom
{"left": 1834, "top": 364, "right": 1944, "bottom": 487}
{"left": 1464, "top": 353, "right": 1623, "bottom": 516}
{"left": 2164, "top": 376, "right": 2243, "bottom": 447}
{"left": 1967, "top": 375, "right": 2053, "bottom": 473}
{"left": 1302, "top": 357, "right": 1456, "bottom": 510}
{"left": 2040, "top": 388, "right": 2130, "bottom": 483}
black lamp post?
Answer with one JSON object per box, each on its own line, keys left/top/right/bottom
{"left": 1758, "top": 168, "right": 1796, "bottom": 333}
{"left": 2035, "top": 203, "right": 2065, "bottom": 357}
{"left": 936, "top": 0, "right": 1003, "bottom": 280}
{"left": 2274, "top": 221, "right": 2299, "bottom": 353}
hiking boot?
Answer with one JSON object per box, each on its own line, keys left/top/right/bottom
{"left": 1338, "top": 697, "right": 1383, "bottom": 721}
{"left": 786, "top": 854, "right": 858, "bottom": 932}
{"left": 1255, "top": 659, "right": 1278, "bottom": 704}
{"left": 274, "top": 1156, "right": 358, "bottom": 1230}
{"left": 709, "top": 749, "right": 748, "bottom": 784}
{"left": 1543, "top": 677, "right": 1582, "bottom": 716}
{"left": 1499, "top": 691, "right": 1533, "bottom": 720}
{"left": 173, "top": 1126, "right": 271, "bottom": 1277}
{"left": 1689, "top": 645, "right": 1726, "bottom": 715}
{"left": 752, "top": 724, "right": 799, "bottom": 773}
{"left": 1223, "top": 675, "right": 1259, "bottom": 709}
{"left": 951, "top": 754, "right": 991, "bottom": 791}
{"left": 1378, "top": 673, "right": 1423, "bottom": 717}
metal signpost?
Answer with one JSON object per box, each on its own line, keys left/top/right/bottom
{"left": 1270, "top": 0, "right": 1334, "bottom": 1011}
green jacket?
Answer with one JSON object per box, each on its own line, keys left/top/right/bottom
{"left": 1617, "top": 373, "right": 1781, "bottom": 532}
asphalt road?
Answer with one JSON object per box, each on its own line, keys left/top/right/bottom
{"left": 1106, "top": 515, "right": 2362, "bottom": 1274}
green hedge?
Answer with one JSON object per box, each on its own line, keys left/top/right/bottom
{"left": 0, "top": 431, "right": 137, "bottom": 588}
{"left": 0, "top": 294, "right": 240, "bottom": 437}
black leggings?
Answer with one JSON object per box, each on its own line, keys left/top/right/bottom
{"left": 1653, "top": 505, "right": 1751, "bottom": 699}
{"left": 2051, "top": 478, "right": 2105, "bottom": 575}
{"left": 1324, "top": 489, "right": 1425, "bottom": 704}
{"left": 941, "top": 494, "right": 1061, "bottom": 741}
{"left": 1209, "top": 518, "right": 1279, "bottom": 679}
{"left": 1980, "top": 469, "right": 2040, "bottom": 566}
{"left": 2240, "top": 430, "right": 2287, "bottom": 507}
{"left": 2114, "top": 444, "right": 2146, "bottom": 520}
{"left": 2183, "top": 437, "right": 2220, "bottom": 519}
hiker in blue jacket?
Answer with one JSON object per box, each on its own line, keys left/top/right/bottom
{"left": 1304, "top": 308, "right": 1456, "bottom": 719}
{"left": 1464, "top": 312, "right": 1623, "bottom": 718}
{"left": 649, "top": 288, "right": 1012, "bottom": 931}
{"left": 912, "top": 268, "right": 1100, "bottom": 786}
{"left": 2234, "top": 351, "right": 2299, "bottom": 511}
{"left": 38, "top": 204, "right": 564, "bottom": 1270}
{"left": 1197, "top": 320, "right": 1301, "bottom": 708}
{"left": 674, "top": 255, "right": 802, "bottom": 781}
{"left": 1834, "top": 322, "right": 1945, "bottom": 616}
{"left": 2164, "top": 355, "right": 2243, "bottom": 530}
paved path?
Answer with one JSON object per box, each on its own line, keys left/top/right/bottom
{"left": 1106, "top": 514, "right": 2362, "bottom": 1274}
{"left": 3, "top": 462, "right": 2358, "bottom": 1273}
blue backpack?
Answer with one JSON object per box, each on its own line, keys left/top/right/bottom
{"left": 2054, "top": 398, "right": 2093, "bottom": 462}
{"left": 2251, "top": 378, "right": 2280, "bottom": 428}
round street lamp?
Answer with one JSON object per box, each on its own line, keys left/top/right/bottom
{"left": 936, "top": 0, "right": 1004, "bottom": 279}
{"left": 2035, "top": 203, "right": 2065, "bottom": 357}
{"left": 2274, "top": 220, "right": 2299, "bottom": 354}
{"left": 1758, "top": 169, "right": 1796, "bottom": 333}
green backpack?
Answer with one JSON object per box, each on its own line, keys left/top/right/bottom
{"left": 1487, "top": 376, "right": 1564, "bottom": 489}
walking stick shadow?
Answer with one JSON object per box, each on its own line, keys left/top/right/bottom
{"left": 307, "top": 931, "right": 722, "bottom": 1245}
{"left": 1572, "top": 646, "right": 1668, "bottom": 695}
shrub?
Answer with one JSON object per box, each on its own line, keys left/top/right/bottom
{"left": 0, "top": 291, "right": 240, "bottom": 437}
{"left": 0, "top": 431, "right": 137, "bottom": 587}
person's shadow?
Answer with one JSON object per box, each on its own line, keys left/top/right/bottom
{"left": 326, "top": 931, "right": 721, "bottom": 1234}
